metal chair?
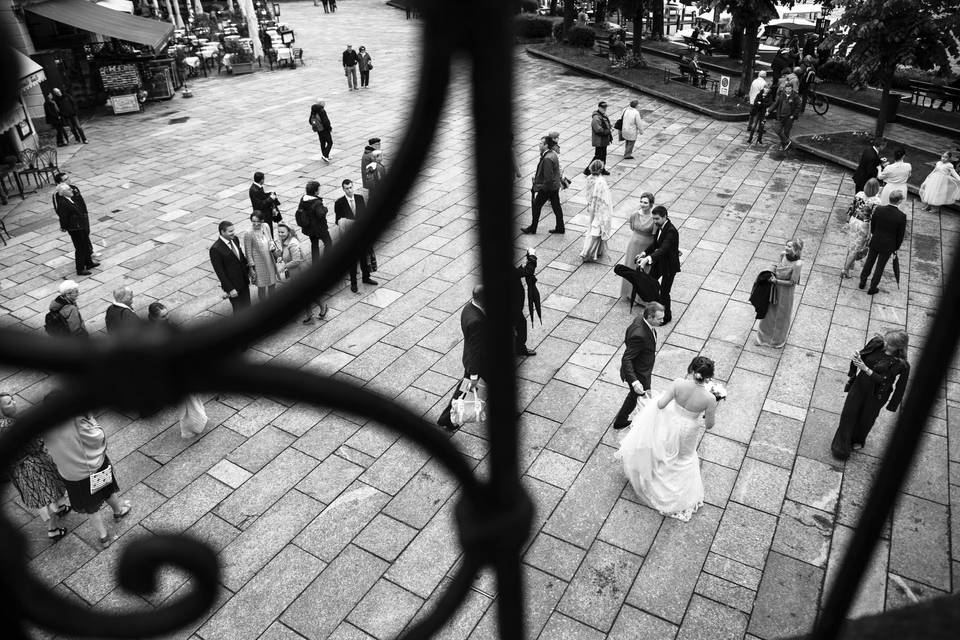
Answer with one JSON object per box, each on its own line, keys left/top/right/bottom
{"left": 34, "top": 146, "right": 59, "bottom": 183}
{"left": 16, "top": 148, "right": 44, "bottom": 188}
{"left": 293, "top": 47, "right": 304, "bottom": 67}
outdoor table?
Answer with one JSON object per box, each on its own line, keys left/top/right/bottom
{"left": 183, "top": 56, "right": 201, "bottom": 69}
{"left": 274, "top": 47, "right": 293, "bottom": 67}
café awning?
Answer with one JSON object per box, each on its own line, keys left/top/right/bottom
{"left": 26, "top": 0, "right": 174, "bottom": 54}
{"left": 13, "top": 49, "right": 46, "bottom": 93}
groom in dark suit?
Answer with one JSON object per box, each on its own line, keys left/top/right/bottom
{"left": 860, "top": 190, "right": 907, "bottom": 295}
{"left": 209, "top": 221, "right": 251, "bottom": 314}
{"left": 613, "top": 302, "right": 665, "bottom": 430}
{"left": 334, "top": 179, "right": 378, "bottom": 292}
{"left": 852, "top": 141, "right": 881, "bottom": 193}
{"left": 638, "top": 206, "right": 681, "bottom": 324}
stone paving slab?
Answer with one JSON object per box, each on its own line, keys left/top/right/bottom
{"left": 1, "top": 1, "right": 957, "bottom": 638}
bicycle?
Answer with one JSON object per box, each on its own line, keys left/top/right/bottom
{"left": 806, "top": 86, "right": 830, "bottom": 116}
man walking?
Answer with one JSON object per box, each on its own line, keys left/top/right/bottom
{"left": 637, "top": 206, "right": 681, "bottom": 324}
{"left": 249, "top": 171, "right": 280, "bottom": 237}
{"left": 342, "top": 44, "right": 360, "bottom": 91}
{"left": 334, "top": 179, "right": 378, "bottom": 293}
{"left": 612, "top": 302, "right": 664, "bottom": 430}
{"left": 44, "top": 93, "right": 67, "bottom": 147}
{"left": 584, "top": 102, "right": 613, "bottom": 175}
{"left": 767, "top": 83, "right": 800, "bottom": 151}
{"left": 46, "top": 280, "right": 88, "bottom": 337}
{"left": 521, "top": 136, "right": 564, "bottom": 234}
{"left": 209, "top": 221, "right": 251, "bottom": 314}
{"left": 308, "top": 99, "right": 333, "bottom": 162}
{"left": 52, "top": 88, "right": 86, "bottom": 144}
{"left": 460, "top": 285, "right": 488, "bottom": 399}
{"left": 860, "top": 190, "right": 907, "bottom": 295}
{"left": 104, "top": 286, "right": 144, "bottom": 336}
{"left": 54, "top": 181, "right": 98, "bottom": 276}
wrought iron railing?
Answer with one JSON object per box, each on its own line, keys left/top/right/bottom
{"left": 1, "top": 1, "right": 958, "bottom": 638}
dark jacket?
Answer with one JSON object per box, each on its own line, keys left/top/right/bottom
{"left": 361, "top": 149, "right": 375, "bottom": 188}
{"left": 749, "top": 270, "right": 777, "bottom": 319}
{"left": 49, "top": 295, "right": 87, "bottom": 337}
{"left": 308, "top": 104, "right": 331, "bottom": 133}
{"left": 512, "top": 254, "right": 538, "bottom": 315}
{"left": 648, "top": 220, "right": 681, "bottom": 274}
{"left": 104, "top": 304, "right": 143, "bottom": 335}
{"left": 620, "top": 315, "right": 656, "bottom": 388}
{"left": 342, "top": 48, "right": 359, "bottom": 66}
{"left": 44, "top": 99, "right": 61, "bottom": 126}
{"left": 768, "top": 90, "right": 801, "bottom": 121}
{"left": 848, "top": 336, "right": 910, "bottom": 411}
{"left": 54, "top": 92, "right": 78, "bottom": 117}
{"left": 209, "top": 236, "right": 249, "bottom": 294}
{"left": 852, "top": 146, "right": 881, "bottom": 188}
{"left": 53, "top": 192, "right": 90, "bottom": 231}
{"left": 591, "top": 110, "right": 613, "bottom": 148}
{"left": 532, "top": 149, "right": 561, "bottom": 192}
{"left": 750, "top": 89, "right": 771, "bottom": 116}
{"left": 868, "top": 204, "right": 907, "bottom": 253}
{"left": 297, "top": 195, "right": 329, "bottom": 238}
{"left": 334, "top": 194, "right": 366, "bottom": 223}
{"left": 249, "top": 182, "right": 275, "bottom": 215}
{"left": 460, "top": 301, "right": 487, "bottom": 380}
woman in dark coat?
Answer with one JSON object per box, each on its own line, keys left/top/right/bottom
{"left": 831, "top": 330, "right": 910, "bottom": 460}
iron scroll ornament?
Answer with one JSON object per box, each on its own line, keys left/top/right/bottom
{"left": 0, "top": 0, "right": 534, "bottom": 638}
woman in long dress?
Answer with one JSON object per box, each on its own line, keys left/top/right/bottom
{"left": 831, "top": 330, "right": 909, "bottom": 460}
{"left": 243, "top": 210, "right": 280, "bottom": 301}
{"left": 842, "top": 179, "right": 880, "bottom": 278}
{"left": 919, "top": 151, "right": 960, "bottom": 213}
{"left": 0, "top": 392, "right": 70, "bottom": 540}
{"left": 580, "top": 160, "right": 613, "bottom": 262}
{"left": 619, "top": 192, "right": 657, "bottom": 299}
{"left": 756, "top": 238, "right": 803, "bottom": 348}
{"left": 877, "top": 148, "right": 912, "bottom": 206}
{"left": 617, "top": 356, "right": 718, "bottom": 522}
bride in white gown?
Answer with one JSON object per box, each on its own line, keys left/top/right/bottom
{"left": 616, "top": 356, "right": 718, "bottom": 522}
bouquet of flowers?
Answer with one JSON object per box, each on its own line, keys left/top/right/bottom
{"left": 707, "top": 380, "right": 727, "bottom": 402}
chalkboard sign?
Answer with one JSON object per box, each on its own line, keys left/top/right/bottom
{"left": 109, "top": 94, "right": 140, "bottom": 114}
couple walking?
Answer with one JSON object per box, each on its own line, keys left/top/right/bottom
{"left": 612, "top": 303, "right": 719, "bottom": 522}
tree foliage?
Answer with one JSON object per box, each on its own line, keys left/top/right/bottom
{"left": 706, "top": 0, "right": 781, "bottom": 96}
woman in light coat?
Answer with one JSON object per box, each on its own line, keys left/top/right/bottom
{"left": 620, "top": 99, "right": 643, "bottom": 159}
{"left": 877, "top": 148, "right": 912, "bottom": 206}
{"left": 580, "top": 160, "right": 613, "bottom": 262}
{"left": 277, "top": 223, "right": 327, "bottom": 323}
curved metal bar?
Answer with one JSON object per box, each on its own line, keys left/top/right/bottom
{"left": 399, "top": 556, "right": 482, "bottom": 640}
{"left": 812, "top": 250, "right": 960, "bottom": 639}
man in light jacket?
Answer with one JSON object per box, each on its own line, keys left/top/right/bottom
{"left": 522, "top": 136, "right": 564, "bottom": 235}
{"left": 620, "top": 99, "right": 643, "bottom": 160}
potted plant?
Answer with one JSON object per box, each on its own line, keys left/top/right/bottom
{"left": 224, "top": 40, "right": 256, "bottom": 75}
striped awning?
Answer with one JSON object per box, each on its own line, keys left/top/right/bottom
{"left": 13, "top": 49, "right": 46, "bottom": 93}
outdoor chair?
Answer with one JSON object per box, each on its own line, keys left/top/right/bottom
{"left": 34, "top": 146, "right": 59, "bottom": 183}
{"left": 293, "top": 48, "right": 304, "bottom": 67}
{"left": 16, "top": 149, "right": 45, "bottom": 189}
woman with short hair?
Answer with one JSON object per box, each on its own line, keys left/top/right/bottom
{"left": 243, "top": 210, "right": 280, "bottom": 301}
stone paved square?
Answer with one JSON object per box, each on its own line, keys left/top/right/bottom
{"left": 1, "top": 1, "right": 958, "bottom": 638}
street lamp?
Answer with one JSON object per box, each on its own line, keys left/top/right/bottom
{"left": 272, "top": 2, "right": 280, "bottom": 17}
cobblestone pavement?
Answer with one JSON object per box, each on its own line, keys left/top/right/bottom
{"left": 1, "top": 2, "right": 958, "bottom": 639}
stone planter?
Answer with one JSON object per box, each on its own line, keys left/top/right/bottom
{"left": 232, "top": 61, "right": 255, "bottom": 75}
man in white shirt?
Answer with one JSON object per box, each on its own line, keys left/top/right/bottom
{"left": 333, "top": 179, "right": 378, "bottom": 293}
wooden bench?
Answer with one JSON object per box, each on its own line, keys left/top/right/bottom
{"left": 678, "top": 60, "right": 710, "bottom": 87}
{"left": 682, "top": 35, "right": 713, "bottom": 55}
{"left": 909, "top": 80, "right": 960, "bottom": 111}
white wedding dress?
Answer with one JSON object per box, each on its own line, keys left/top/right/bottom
{"left": 616, "top": 390, "right": 705, "bottom": 521}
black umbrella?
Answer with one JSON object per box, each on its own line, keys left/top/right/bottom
{"left": 892, "top": 252, "right": 901, "bottom": 289}
{"left": 614, "top": 264, "right": 660, "bottom": 309}
{"left": 527, "top": 275, "right": 542, "bottom": 325}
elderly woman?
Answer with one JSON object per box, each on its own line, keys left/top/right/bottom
{"left": 877, "top": 148, "right": 912, "bottom": 206}
{"left": 243, "top": 210, "right": 280, "bottom": 301}
{"left": 842, "top": 178, "right": 881, "bottom": 278}
{"left": 756, "top": 238, "right": 803, "bottom": 348}
{"left": 277, "top": 222, "right": 327, "bottom": 323}
{"left": 43, "top": 393, "right": 131, "bottom": 547}
{"left": 580, "top": 160, "right": 613, "bottom": 262}
{"left": 1, "top": 393, "right": 70, "bottom": 540}
{"left": 831, "top": 330, "right": 910, "bottom": 460}
{"left": 619, "top": 192, "right": 657, "bottom": 300}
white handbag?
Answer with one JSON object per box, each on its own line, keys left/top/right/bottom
{"left": 451, "top": 390, "right": 486, "bottom": 426}
{"left": 89, "top": 465, "right": 113, "bottom": 494}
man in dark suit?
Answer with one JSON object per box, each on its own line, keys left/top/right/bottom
{"left": 637, "top": 206, "right": 681, "bottom": 324}
{"left": 334, "top": 178, "right": 378, "bottom": 292}
{"left": 249, "top": 171, "right": 279, "bottom": 238}
{"left": 852, "top": 141, "right": 881, "bottom": 193}
{"left": 104, "top": 286, "right": 144, "bottom": 335}
{"left": 53, "top": 181, "right": 98, "bottom": 276}
{"left": 209, "top": 221, "right": 251, "bottom": 314}
{"left": 460, "top": 285, "right": 488, "bottom": 398}
{"left": 860, "top": 190, "right": 907, "bottom": 295}
{"left": 613, "top": 302, "right": 665, "bottom": 430}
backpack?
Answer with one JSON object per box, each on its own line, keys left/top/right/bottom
{"left": 295, "top": 197, "right": 308, "bottom": 230}
{"left": 44, "top": 305, "right": 70, "bottom": 336}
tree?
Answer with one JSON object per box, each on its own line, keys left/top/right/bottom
{"left": 651, "top": 0, "right": 664, "bottom": 39}
{"left": 608, "top": 0, "right": 648, "bottom": 61}
{"left": 707, "top": 0, "right": 780, "bottom": 97}
{"left": 562, "top": 0, "right": 576, "bottom": 33}
{"left": 835, "top": 0, "right": 960, "bottom": 137}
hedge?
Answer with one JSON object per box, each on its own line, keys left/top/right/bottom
{"left": 515, "top": 15, "right": 554, "bottom": 39}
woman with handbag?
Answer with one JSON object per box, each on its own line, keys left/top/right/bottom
{"left": 357, "top": 46, "right": 373, "bottom": 88}
{"left": 1, "top": 392, "right": 70, "bottom": 540}
{"left": 842, "top": 178, "right": 881, "bottom": 278}
{"left": 277, "top": 223, "right": 327, "bottom": 324}
{"left": 831, "top": 330, "right": 910, "bottom": 461}
{"left": 580, "top": 160, "right": 613, "bottom": 262}
{"left": 243, "top": 210, "right": 280, "bottom": 302}
{"left": 43, "top": 392, "right": 131, "bottom": 547}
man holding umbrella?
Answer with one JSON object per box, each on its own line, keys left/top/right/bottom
{"left": 860, "top": 190, "right": 907, "bottom": 295}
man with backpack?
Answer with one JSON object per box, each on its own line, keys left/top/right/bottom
{"left": 46, "top": 280, "right": 88, "bottom": 337}
{"left": 295, "top": 180, "right": 332, "bottom": 263}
